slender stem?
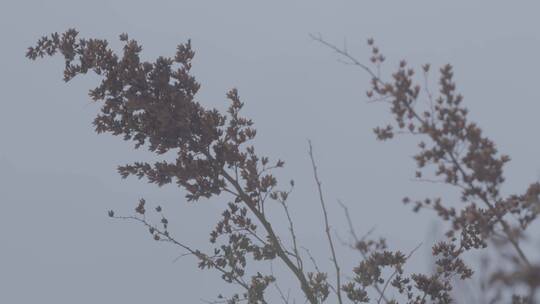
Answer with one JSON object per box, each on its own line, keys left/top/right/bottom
{"left": 279, "top": 194, "right": 304, "bottom": 271}
{"left": 338, "top": 200, "right": 392, "bottom": 304}
{"left": 114, "top": 215, "right": 252, "bottom": 291}
{"left": 308, "top": 140, "right": 343, "bottom": 304}
{"left": 218, "top": 167, "right": 318, "bottom": 304}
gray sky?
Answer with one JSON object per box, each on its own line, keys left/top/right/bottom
{"left": 1, "top": 1, "right": 540, "bottom": 303}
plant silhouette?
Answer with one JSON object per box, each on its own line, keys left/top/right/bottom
{"left": 28, "top": 29, "right": 540, "bottom": 304}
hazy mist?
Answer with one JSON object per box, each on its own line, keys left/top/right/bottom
{"left": 1, "top": 1, "right": 540, "bottom": 302}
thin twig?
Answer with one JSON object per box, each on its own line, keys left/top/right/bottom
{"left": 337, "top": 200, "right": 391, "bottom": 304}
{"left": 310, "top": 33, "right": 379, "bottom": 81}
{"left": 113, "top": 214, "right": 251, "bottom": 291}
{"left": 218, "top": 164, "right": 318, "bottom": 304}
{"left": 308, "top": 140, "right": 343, "bottom": 304}
{"left": 278, "top": 186, "right": 304, "bottom": 271}
{"left": 271, "top": 261, "right": 291, "bottom": 304}
{"left": 302, "top": 246, "right": 322, "bottom": 274}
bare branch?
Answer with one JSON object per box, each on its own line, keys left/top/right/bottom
{"left": 309, "top": 33, "right": 379, "bottom": 82}
{"left": 308, "top": 140, "right": 343, "bottom": 304}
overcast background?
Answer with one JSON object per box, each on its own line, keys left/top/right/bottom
{"left": 1, "top": 1, "right": 540, "bottom": 303}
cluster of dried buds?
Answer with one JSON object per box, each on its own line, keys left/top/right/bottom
{"left": 28, "top": 30, "right": 540, "bottom": 303}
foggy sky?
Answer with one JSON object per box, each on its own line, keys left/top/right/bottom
{"left": 1, "top": 1, "right": 539, "bottom": 303}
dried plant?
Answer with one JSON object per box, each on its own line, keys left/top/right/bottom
{"left": 27, "top": 29, "right": 540, "bottom": 303}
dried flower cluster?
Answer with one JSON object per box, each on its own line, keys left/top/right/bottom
{"left": 317, "top": 35, "right": 540, "bottom": 303}
{"left": 29, "top": 29, "right": 540, "bottom": 303}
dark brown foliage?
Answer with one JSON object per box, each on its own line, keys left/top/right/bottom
{"left": 29, "top": 29, "right": 540, "bottom": 303}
